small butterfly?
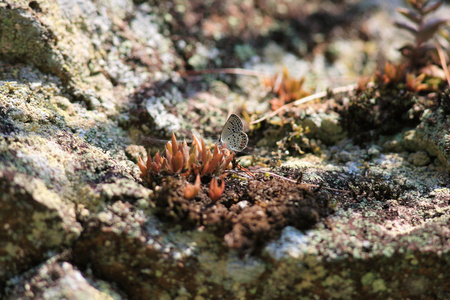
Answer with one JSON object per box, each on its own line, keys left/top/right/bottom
{"left": 220, "top": 114, "right": 248, "bottom": 152}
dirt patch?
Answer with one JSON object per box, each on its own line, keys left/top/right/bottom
{"left": 340, "top": 88, "right": 433, "bottom": 144}
{"left": 150, "top": 170, "right": 333, "bottom": 254}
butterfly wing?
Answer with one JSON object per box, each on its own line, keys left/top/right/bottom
{"left": 223, "top": 131, "right": 248, "bottom": 152}
{"left": 220, "top": 114, "right": 244, "bottom": 141}
{"left": 220, "top": 114, "right": 248, "bottom": 152}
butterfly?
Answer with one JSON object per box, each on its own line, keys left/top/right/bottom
{"left": 220, "top": 114, "right": 248, "bottom": 152}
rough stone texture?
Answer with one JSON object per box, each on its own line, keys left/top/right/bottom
{"left": 5, "top": 258, "right": 125, "bottom": 299}
{"left": 1, "top": 0, "right": 449, "bottom": 299}
{"left": 416, "top": 110, "right": 450, "bottom": 169}
{"left": 0, "top": 170, "right": 81, "bottom": 283}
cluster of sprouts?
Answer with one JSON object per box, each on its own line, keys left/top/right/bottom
{"left": 138, "top": 134, "right": 233, "bottom": 201}
{"left": 262, "top": 67, "right": 311, "bottom": 110}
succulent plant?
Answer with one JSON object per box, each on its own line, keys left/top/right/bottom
{"left": 184, "top": 174, "right": 201, "bottom": 200}
{"left": 395, "top": 0, "right": 448, "bottom": 71}
{"left": 372, "top": 1, "right": 449, "bottom": 92}
{"left": 138, "top": 133, "right": 234, "bottom": 200}
{"left": 262, "top": 67, "right": 311, "bottom": 110}
{"left": 375, "top": 61, "right": 408, "bottom": 88}
{"left": 209, "top": 177, "right": 225, "bottom": 201}
{"left": 395, "top": 0, "right": 449, "bottom": 87}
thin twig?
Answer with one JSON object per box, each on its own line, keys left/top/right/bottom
{"left": 225, "top": 169, "right": 255, "bottom": 179}
{"left": 250, "top": 84, "right": 358, "bottom": 124}
{"left": 179, "top": 68, "right": 267, "bottom": 78}
{"left": 256, "top": 170, "right": 298, "bottom": 183}
{"left": 180, "top": 68, "right": 359, "bottom": 126}
{"left": 435, "top": 42, "right": 450, "bottom": 87}
{"left": 235, "top": 168, "right": 349, "bottom": 193}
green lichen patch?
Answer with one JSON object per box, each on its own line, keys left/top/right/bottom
{"left": 0, "top": 170, "right": 81, "bottom": 284}
{"left": 416, "top": 108, "right": 450, "bottom": 169}
{"left": 263, "top": 241, "right": 449, "bottom": 299}
{"left": 0, "top": 7, "right": 62, "bottom": 75}
{"left": 73, "top": 201, "right": 227, "bottom": 299}
{"left": 253, "top": 110, "right": 346, "bottom": 156}
{"left": 0, "top": 0, "right": 179, "bottom": 111}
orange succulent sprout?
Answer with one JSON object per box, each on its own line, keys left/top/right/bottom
{"left": 262, "top": 67, "right": 311, "bottom": 110}
{"left": 138, "top": 133, "right": 235, "bottom": 200}
{"left": 209, "top": 178, "right": 225, "bottom": 201}
{"left": 184, "top": 174, "right": 201, "bottom": 200}
{"left": 375, "top": 61, "right": 408, "bottom": 87}
{"left": 138, "top": 133, "right": 234, "bottom": 180}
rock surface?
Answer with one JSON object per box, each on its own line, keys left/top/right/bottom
{"left": 1, "top": 0, "right": 449, "bottom": 299}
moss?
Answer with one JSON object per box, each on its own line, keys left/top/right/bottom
{"left": 371, "top": 279, "right": 387, "bottom": 293}
{"left": 361, "top": 272, "right": 375, "bottom": 286}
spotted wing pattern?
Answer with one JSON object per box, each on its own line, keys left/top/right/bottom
{"left": 222, "top": 131, "right": 248, "bottom": 152}
{"left": 221, "top": 114, "right": 243, "bottom": 135}
{"left": 220, "top": 114, "right": 248, "bottom": 152}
